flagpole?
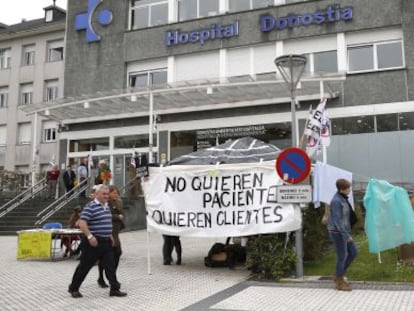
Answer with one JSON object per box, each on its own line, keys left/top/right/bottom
{"left": 320, "top": 80, "right": 327, "bottom": 164}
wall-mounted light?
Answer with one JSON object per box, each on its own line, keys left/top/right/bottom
{"left": 83, "top": 101, "right": 90, "bottom": 109}
{"left": 131, "top": 95, "right": 137, "bottom": 102}
{"left": 45, "top": 109, "right": 50, "bottom": 116}
{"left": 206, "top": 86, "right": 213, "bottom": 95}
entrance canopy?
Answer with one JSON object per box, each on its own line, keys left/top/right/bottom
{"left": 21, "top": 73, "right": 344, "bottom": 123}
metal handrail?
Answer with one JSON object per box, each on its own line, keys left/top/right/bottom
{"left": 35, "top": 178, "right": 90, "bottom": 225}
{"left": 119, "top": 175, "right": 144, "bottom": 198}
{"left": 0, "top": 177, "right": 47, "bottom": 218}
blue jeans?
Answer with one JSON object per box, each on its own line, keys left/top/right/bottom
{"left": 329, "top": 231, "right": 357, "bottom": 277}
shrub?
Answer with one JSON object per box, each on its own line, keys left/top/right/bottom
{"left": 246, "top": 233, "right": 297, "bottom": 281}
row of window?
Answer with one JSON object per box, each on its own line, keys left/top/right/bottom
{"left": 127, "top": 40, "right": 404, "bottom": 88}
{"left": 0, "top": 80, "right": 59, "bottom": 108}
{"left": 0, "top": 122, "right": 57, "bottom": 146}
{"left": 130, "top": 0, "right": 304, "bottom": 29}
{"left": 0, "top": 39, "right": 64, "bottom": 69}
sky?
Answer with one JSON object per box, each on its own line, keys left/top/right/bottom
{"left": 0, "top": 0, "right": 67, "bottom": 25}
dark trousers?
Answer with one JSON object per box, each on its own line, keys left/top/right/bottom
{"left": 69, "top": 237, "right": 120, "bottom": 291}
{"left": 162, "top": 235, "right": 182, "bottom": 264}
{"left": 79, "top": 177, "right": 87, "bottom": 197}
{"left": 98, "top": 246, "right": 122, "bottom": 280}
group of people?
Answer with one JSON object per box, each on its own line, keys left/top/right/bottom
{"left": 67, "top": 183, "right": 127, "bottom": 298}
{"left": 46, "top": 157, "right": 113, "bottom": 200}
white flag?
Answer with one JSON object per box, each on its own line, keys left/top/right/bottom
{"left": 304, "top": 98, "right": 330, "bottom": 157}
{"left": 320, "top": 108, "right": 331, "bottom": 147}
{"left": 130, "top": 150, "right": 137, "bottom": 168}
{"left": 49, "top": 154, "right": 56, "bottom": 166}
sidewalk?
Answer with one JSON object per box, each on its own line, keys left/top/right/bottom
{"left": 2, "top": 230, "right": 414, "bottom": 311}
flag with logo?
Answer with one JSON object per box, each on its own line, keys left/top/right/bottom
{"left": 304, "top": 98, "right": 330, "bottom": 157}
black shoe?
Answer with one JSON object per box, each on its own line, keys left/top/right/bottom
{"left": 176, "top": 258, "right": 181, "bottom": 265}
{"left": 109, "top": 289, "right": 127, "bottom": 297}
{"left": 98, "top": 279, "right": 109, "bottom": 288}
{"left": 68, "top": 289, "right": 83, "bottom": 298}
{"left": 163, "top": 259, "right": 171, "bottom": 265}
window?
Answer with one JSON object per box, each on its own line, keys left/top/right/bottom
{"left": 47, "top": 40, "right": 64, "bottom": 62}
{"left": 0, "top": 48, "right": 11, "bottom": 69}
{"left": 303, "top": 50, "right": 338, "bottom": 74}
{"left": 17, "top": 123, "right": 31, "bottom": 145}
{"left": 178, "top": 0, "right": 219, "bottom": 21}
{"left": 22, "top": 45, "right": 35, "bottom": 66}
{"left": 331, "top": 115, "right": 375, "bottom": 135}
{"left": 129, "top": 68, "right": 167, "bottom": 87}
{"left": 43, "top": 121, "right": 57, "bottom": 142}
{"left": 348, "top": 41, "right": 403, "bottom": 73}
{"left": 0, "top": 125, "right": 6, "bottom": 147}
{"left": 376, "top": 114, "right": 398, "bottom": 132}
{"left": 20, "top": 83, "right": 33, "bottom": 106}
{"left": 114, "top": 134, "right": 156, "bottom": 148}
{"left": 229, "top": 0, "right": 273, "bottom": 12}
{"left": 398, "top": 112, "right": 414, "bottom": 131}
{"left": 130, "top": 0, "right": 168, "bottom": 29}
{"left": 0, "top": 87, "right": 8, "bottom": 108}
{"left": 45, "top": 9, "right": 53, "bottom": 22}
{"left": 175, "top": 51, "right": 220, "bottom": 81}
{"left": 45, "top": 80, "right": 58, "bottom": 101}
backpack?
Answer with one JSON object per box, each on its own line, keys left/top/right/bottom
{"left": 204, "top": 242, "right": 229, "bottom": 268}
{"left": 204, "top": 238, "right": 247, "bottom": 268}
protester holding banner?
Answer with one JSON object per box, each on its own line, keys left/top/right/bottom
{"left": 327, "top": 178, "right": 357, "bottom": 291}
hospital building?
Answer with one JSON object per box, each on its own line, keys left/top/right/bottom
{"left": 1, "top": 0, "right": 413, "bottom": 189}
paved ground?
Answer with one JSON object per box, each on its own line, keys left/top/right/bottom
{"left": 2, "top": 230, "right": 414, "bottom": 311}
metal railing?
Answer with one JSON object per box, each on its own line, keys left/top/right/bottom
{"left": 0, "top": 177, "right": 47, "bottom": 218}
{"left": 35, "top": 178, "right": 89, "bottom": 225}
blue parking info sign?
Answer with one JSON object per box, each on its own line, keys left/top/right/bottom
{"left": 275, "top": 147, "right": 311, "bottom": 184}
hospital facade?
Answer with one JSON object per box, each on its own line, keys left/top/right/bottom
{"left": 1, "top": 0, "right": 414, "bottom": 188}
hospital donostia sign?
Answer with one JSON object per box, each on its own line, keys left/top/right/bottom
{"left": 260, "top": 4, "right": 353, "bottom": 32}
{"left": 165, "top": 4, "right": 352, "bottom": 47}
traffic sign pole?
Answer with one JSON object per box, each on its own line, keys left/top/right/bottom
{"left": 275, "top": 147, "right": 311, "bottom": 279}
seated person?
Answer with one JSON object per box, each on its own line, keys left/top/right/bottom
{"left": 61, "top": 206, "right": 82, "bottom": 257}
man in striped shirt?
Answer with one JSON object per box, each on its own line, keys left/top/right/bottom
{"left": 68, "top": 184, "right": 127, "bottom": 298}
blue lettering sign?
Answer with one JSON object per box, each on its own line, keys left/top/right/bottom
{"left": 260, "top": 5, "right": 353, "bottom": 33}
{"left": 166, "top": 21, "right": 239, "bottom": 47}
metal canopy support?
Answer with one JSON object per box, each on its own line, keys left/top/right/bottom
{"left": 21, "top": 75, "right": 344, "bottom": 124}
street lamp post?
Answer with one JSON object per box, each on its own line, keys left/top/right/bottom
{"left": 274, "top": 54, "right": 307, "bottom": 278}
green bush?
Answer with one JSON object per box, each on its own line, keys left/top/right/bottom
{"left": 246, "top": 233, "right": 297, "bottom": 281}
{"left": 302, "top": 204, "right": 331, "bottom": 261}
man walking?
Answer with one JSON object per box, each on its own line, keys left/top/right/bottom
{"left": 68, "top": 184, "right": 127, "bottom": 298}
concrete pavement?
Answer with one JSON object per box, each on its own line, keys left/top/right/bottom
{"left": 1, "top": 230, "right": 414, "bottom": 311}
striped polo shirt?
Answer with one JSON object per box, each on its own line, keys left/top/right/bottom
{"left": 80, "top": 199, "right": 113, "bottom": 237}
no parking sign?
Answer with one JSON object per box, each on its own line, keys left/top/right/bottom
{"left": 275, "top": 147, "right": 311, "bottom": 184}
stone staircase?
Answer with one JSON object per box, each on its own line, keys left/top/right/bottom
{"left": 0, "top": 196, "right": 147, "bottom": 235}
{"left": 0, "top": 198, "right": 82, "bottom": 235}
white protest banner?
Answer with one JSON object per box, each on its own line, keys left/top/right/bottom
{"left": 143, "top": 162, "right": 302, "bottom": 237}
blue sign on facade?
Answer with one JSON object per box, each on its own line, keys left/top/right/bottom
{"left": 260, "top": 5, "right": 353, "bottom": 32}
{"left": 166, "top": 21, "right": 239, "bottom": 47}
{"left": 75, "top": 0, "right": 113, "bottom": 42}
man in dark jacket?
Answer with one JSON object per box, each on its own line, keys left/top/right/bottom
{"left": 63, "top": 165, "right": 76, "bottom": 197}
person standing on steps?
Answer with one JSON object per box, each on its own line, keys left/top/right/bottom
{"left": 328, "top": 178, "right": 357, "bottom": 291}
